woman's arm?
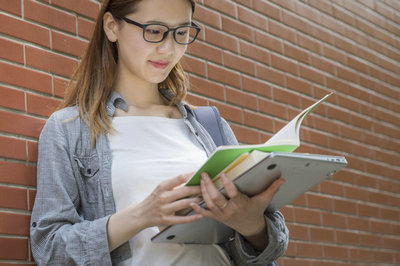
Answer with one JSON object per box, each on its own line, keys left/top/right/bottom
{"left": 30, "top": 113, "right": 114, "bottom": 265}
{"left": 214, "top": 118, "right": 289, "bottom": 265}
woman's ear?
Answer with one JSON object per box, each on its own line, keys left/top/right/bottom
{"left": 103, "top": 12, "right": 119, "bottom": 42}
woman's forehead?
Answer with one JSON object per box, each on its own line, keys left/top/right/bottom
{"left": 131, "top": 0, "right": 192, "bottom": 23}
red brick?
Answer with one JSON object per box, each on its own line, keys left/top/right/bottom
{"left": 223, "top": 51, "right": 255, "bottom": 76}
{"left": 0, "top": 86, "right": 25, "bottom": 111}
{"left": 287, "top": 224, "right": 309, "bottom": 240}
{"left": 0, "top": 14, "right": 51, "bottom": 48}
{"left": 309, "top": 54, "right": 335, "bottom": 75}
{"left": 0, "top": 61, "right": 52, "bottom": 94}
{"left": 208, "top": 100, "right": 243, "bottom": 124}
{"left": 187, "top": 40, "right": 223, "bottom": 64}
{"left": 0, "top": 135, "right": 26, "bottom": 161}
{"left": 294, "top": 208, "right": 322, "bottom": 225}
{"left": 26, "top": 93, "right": 61, "bottom": 117}
{"left": 185, "top": 93, "right": 208, "bottom": 106}
{"left": 0, "top": 186, "right": 27, "bottom": 210}
{"left": 284, "top": 42, "right": 309, "bottom": 64}
{"left": 271, "top": 53, "right": 298, "bottom": 75}
{"left": 299, "top": 65, "right": 324, "bottom": 85}
{"left": 307, "top": 193, "right": 334, "bottom": 211}
{"left": 291, "top": 194, "right": 307, "bottom": 207}
{"left": 253, "top": 0, "right": 281, "bottom": 21}
{"left": 322, "top": 212, "right": 346, "bottom": 228}
{"left": 25, "top": 46, "right": 79, "bottom": 78}
{"left": 0, "top": 161, "right": 36, "bottom": 187}
{"left": 0, "top": 37, "right": 24, "bottom": 64}
{"left": 0, "top": 110, "right": 46, "bottom": 139}
{"left": 24, "top": 0, "right": 76, "bottom": 34}
{"left": 193, "top": 5, "right": 221, "bottom": 29}
{"left": 242, "top": 76, "right": 272, "bottom": 98}
{"left": 296, "top": 242, "right": 324, "bottom": 258}
{"left": 285, "top": 76, "right": 313, "bottom": 96}
{"left": 52, "top": 30, "right": 88, "bottom": 58}
{"left": 222, "top": 16, "right": 253, "bottom": 42}
{"left": 207, "top": 63, "right": 241, "bottom": 88}
{"left": 203, "top": 0, "right": 236, "bottom": 18}
{"left": 0, "top": 0, "right": 22, "bottom": 16}
{"left": 269, "top": 19, "right": 296, "bottom": 44}
{"left": 349, "top": 247, "right": 374, "bottom": 262}
{"left": 229, "top": 124, "right": 260, "bottom": 145}
{"left": 51, "top": 0, "right": 100, "bottom": 20}
{"left": 77, "top": 16, "right": 96, "bottom": 39}
{"left": 182, "top": 53, "right": 208, "bottom": 77}
{"left": 226, "top": 88, "right": 258, "bottom": 111}
{"left": 54, "top": 76, "right": 69, "bottom": 98}
{"left": 29, "top": 189, "right": 37, "bottom": 211}
{"left": 0, "top": 237, "right": 28, "bottom": 260}
{"left": 188, "top": 75, "right": 225, "bottom": 101}
{"left": 243, "top": 110, "right": 274, "bottom": 132}
{"left": 324, "top": 245, "right": 349, "bottom": 260}
{"left": 239, "top": 40, "right": 270, "bottom": 66}
{"left": 256, "top": 65, "right": 285, "bottom": 87}
{"left": 305, "top": 22, "right": 334, "bottom": 44}
{"left": 258, "top": 98, "right": 288, "bottom": 120}
{"left": 205, "top": 27, "right": 239, "bottom": 53}
{"left": 310, "top": 227, "right": 335, "bottom": 242}
{"left": 237, "top": 6, "right": 267, "bottom": 31}
{"left": 273, "top": 88, "right": 301, "bottom": 108}
{"left": 255, "top": 31, "right": 283, "bottom": 54}
{"left": 27, "top": 141, "right": 38, "bottom": 163}
{"left": 380, "top": 207, "right": 399, "bottom": 221}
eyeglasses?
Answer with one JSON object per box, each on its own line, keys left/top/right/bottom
{"left": 118, "top": 17, "right": 201, "bottom": 45}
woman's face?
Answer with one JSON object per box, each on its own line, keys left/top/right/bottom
{"left": 110, "top": 0, "right": 192, "bottom": 86}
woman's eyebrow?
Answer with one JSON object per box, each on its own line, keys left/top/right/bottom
{"left": 145, "top": 20, "right": 191, "bottom": 27}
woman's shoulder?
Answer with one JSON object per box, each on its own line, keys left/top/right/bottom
{"left": 41, "top": 106, "right": 82, "bottom": 137}
{"left": 49, "top": 106, "right": 80, "bottom": 121}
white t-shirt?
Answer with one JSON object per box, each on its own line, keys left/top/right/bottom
{"left": 109, "top": 116, "right": 230, "bottom": 266}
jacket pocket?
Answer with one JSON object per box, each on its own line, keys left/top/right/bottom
{"left": 73, "top": 154, "right": 100, "bottom": 203}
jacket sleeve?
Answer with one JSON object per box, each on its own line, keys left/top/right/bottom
{"left": 219, "top": 118, "right": 289, "bottom": 265}
{"left": 30, "top": 113, "right": 113, "bottom": 266}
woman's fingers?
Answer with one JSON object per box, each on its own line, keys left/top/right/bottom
{"left": 163, "top": 197, "right": 202, "bottom": 214}
{"left": 200, "top": 172, "right": 228, "bottom": 211}
{"left": 253, "top": 178, "right": 285, "bottom": 206}
{"left": 157, "top": 172, "right": 194, "bottom": 191}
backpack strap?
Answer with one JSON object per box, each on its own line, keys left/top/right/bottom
{"left": 193, "top": 106, "right": 226, "bottom": 147}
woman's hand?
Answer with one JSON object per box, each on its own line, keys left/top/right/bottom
{"left": 135, "top": 173, "right": 203, "bottom": 228}
{"left": 107, "top": 173, "right": 202, "bottom": 251}
{"left": 190, "top": 172, "right": 285, "bottom": 250}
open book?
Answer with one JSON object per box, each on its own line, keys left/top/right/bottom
{"left": 152, "top": 92, "right": 347, "bottom": 244}
{"left": 186, "top": 92, "right": 333, "bottom": 187}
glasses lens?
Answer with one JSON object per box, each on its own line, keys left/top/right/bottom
{"left": 175, "top": 26, "right": 198, "bottom": 44}
{"left": 144, "top": 25, "right": 168, "bottom": 42}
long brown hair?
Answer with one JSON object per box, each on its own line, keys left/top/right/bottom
{"left": 60, "top": 0, "right": 196, "bottom": 146}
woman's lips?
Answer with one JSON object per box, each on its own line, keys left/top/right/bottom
{"left": 149, "top": 60, "right": 169, "bottom": 69}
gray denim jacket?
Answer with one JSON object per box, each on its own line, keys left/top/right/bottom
{"left": 30, "top": 91, "right": 288, "bottom": 265}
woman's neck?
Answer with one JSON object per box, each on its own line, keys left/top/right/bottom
{"left": 113, "top": 74, "right": 166, "bottom": 108}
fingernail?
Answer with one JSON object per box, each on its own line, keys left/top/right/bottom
{"left": 221, "top": 173, "right": 227, "bottom": 181}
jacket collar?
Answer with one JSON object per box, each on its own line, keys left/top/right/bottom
{"left": 106, "top": 90, "right": 195, "bottom": 118}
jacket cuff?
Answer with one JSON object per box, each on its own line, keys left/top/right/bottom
{"left": 233, "top": 211, "right": 289, "bottom": 264}
{"left": 84, "top": 215, "right": 113, "bottom": 265}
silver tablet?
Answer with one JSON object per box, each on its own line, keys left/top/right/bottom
{"left": 151, "top": 152, "right": 347, "bottom": 244}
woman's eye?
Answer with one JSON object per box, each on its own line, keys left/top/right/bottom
{"left": 177, "top": 29, "right": 189, "bottom": 36}
{"left": 146, "top": 28, "right": 162, "bottom": 35}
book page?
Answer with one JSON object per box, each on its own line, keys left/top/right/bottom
{"left": 186, "top": 92, "right": 333, "bottom": 186}
{"left": 264, "top": 92, "right": 333, "bottom": 148}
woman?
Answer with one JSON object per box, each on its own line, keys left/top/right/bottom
{"left": 30, "top": 0, "right": 288, "bottom": 265}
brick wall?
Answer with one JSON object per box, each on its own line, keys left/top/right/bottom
{"left": 0, "top": 0, "right": 399, "bottom": 265}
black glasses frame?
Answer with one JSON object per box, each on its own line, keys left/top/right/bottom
{"left": 119, "top": 17, "right": 201, "bottom": 45}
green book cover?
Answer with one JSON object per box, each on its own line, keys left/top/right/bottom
{"left": 186, "top": 92, "right": 333, "bottom": 186}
